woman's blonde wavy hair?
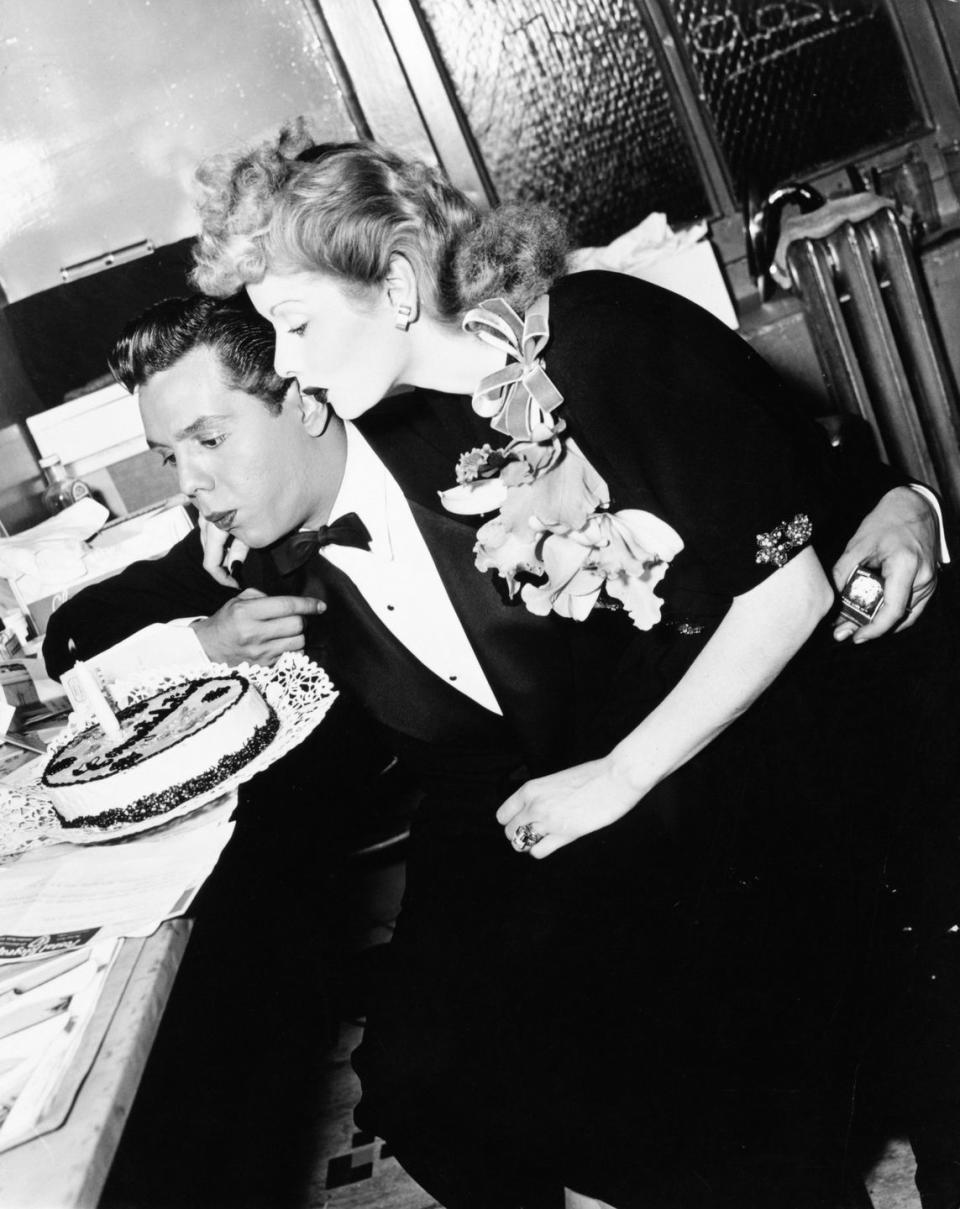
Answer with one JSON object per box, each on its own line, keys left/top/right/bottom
{"left": 191, "top": 121, "right": 570, "bottom": 321}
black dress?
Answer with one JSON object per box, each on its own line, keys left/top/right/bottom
{"left": 353, "top": 272, "right": 960, "bottom": 1208}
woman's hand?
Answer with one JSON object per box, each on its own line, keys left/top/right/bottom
{"left": 199, "top": 515, "right": 249, "bottom": 588}
{"left": 498, "top": 548, "right": 832, "bottom": 859}
{"left": 496, "top": 757, "right": 642, "bottom": 858}
{"left": 832, "top": 486, "right": 941, "bottom": 643}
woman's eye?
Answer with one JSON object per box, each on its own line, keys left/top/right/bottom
{"left": 288, "top": 322, "right": 307, "bottom": 337}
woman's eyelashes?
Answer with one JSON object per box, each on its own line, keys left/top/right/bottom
{"left": 288, "top": 322, "right": 307, "bottom": 337}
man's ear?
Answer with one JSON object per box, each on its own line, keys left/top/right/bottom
{"left": 386, "top": 253, "right": 420, "bottom": 324}
{"left": 290, "top": 381, "right": 331, "bottom": 437}
{"left": 302, "top": 397, "right": 332, "bottom": 438}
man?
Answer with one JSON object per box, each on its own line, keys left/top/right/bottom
{"left": 44, "top": 294, "right": 951, "bottom": 1209}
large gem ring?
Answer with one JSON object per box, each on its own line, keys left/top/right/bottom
{"left": 511, "top": 822, "right": 544, "bottom": 853}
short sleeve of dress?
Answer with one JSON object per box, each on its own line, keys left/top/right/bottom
{"left": 547, "top": 272, "right": 876, "bottom": 600}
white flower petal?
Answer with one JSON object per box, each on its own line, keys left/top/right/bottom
{"left": 605, "top": 573, "right": 666, "bottom": 630}
{"left": 439, "top": 479, "right": 508, "bottom": 515}
{"left": 519, "top": 583, "right": 554, "bottom": 615}
{"left": 612, "top": 510, "right": 684, "bottom": 560}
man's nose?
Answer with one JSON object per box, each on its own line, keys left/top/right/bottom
{"left": 176, "top": 450, "right": 214, "bottom": 498}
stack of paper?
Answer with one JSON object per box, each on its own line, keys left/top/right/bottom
{"left": 0, "top": 784, "right": 236, "bottom": 1152}
{"left": 0, "top": 791, "right": 236, "bottom": 957}
{"left": 0, "top": 940, "right": 121, "bottom": 1153}
{"left": 0, "top": 497, "right": 192, "bottom": 636}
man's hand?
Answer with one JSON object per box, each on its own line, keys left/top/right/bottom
{"left": 191, "top": 588, "right": 324, "bottom": 666}
{"left": 200, "top": 515, "right": 249, "bottom": 589}
{"left": 832, "top": 486, "right": 940, "bottom": 643}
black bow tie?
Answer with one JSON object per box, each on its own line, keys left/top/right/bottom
{"left": 272, "top": 512, "right": 372, "bottom": 576}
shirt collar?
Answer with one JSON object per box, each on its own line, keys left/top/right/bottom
{"left": 325, "top": 420, "right": 394, "bottom": 560}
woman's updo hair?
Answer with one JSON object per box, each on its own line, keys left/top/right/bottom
{"left": 191, "top": 120, "right": 570, "bottom": 321}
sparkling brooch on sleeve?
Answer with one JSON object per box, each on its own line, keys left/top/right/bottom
{"left": 755, "top": 513, "right": 813, "bottom": 567}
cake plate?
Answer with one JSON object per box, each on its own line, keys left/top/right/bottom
{"left": 0, "top": 652, "right": 337, "bottom": 855}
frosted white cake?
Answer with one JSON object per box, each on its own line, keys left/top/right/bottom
{"left": 42, "top": 673, "right": 279, "bottom": 829}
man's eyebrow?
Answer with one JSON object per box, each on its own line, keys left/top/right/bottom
{"left": 170, "top": 415, "right": 230, "bottom": 441}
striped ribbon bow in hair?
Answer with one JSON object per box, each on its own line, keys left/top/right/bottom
{"left": 462, "top": 295, "right": 564, "bottom": 441}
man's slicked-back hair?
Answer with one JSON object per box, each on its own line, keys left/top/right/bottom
{"left": 107, "top": 293, "right": 289, "bottom": 413}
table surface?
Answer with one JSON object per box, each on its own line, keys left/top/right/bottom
{"left": 0, "top": 918, "right": 191, "bottom": 1209}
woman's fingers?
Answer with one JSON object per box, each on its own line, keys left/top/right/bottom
{"left": 528, "top": 833, "right": 568, "bottom": 859}
{"left": 497, "top": 758, "right": 641, "bottom": 858}
{"left": 496, "top": 788, "right": 527, "bottom": 828}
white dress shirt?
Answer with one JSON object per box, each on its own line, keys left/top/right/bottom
{"left": 316, "top": 422, "right": 502, "bottom": 714}
{"left": 910, "top": 484, "right": 950, "bottom": 563}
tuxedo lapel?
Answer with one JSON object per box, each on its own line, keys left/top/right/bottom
{"left": 405, "top": 501, "right": 572, "bottom": 768}
{"left": 354, "top": 389, "right": 500, "bottom": 519}
{"left": 357, "top": 394, "right": 580, "bottom": 769}
{"left": 242, "top": 526, "right": 510, "bottom": 750}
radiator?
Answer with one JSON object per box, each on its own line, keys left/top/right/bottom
{"left": 785, "top": 207, "right": 960, "bottom": 525}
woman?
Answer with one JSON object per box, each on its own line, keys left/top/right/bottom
{"left": 190, "top": 132, "right": 958, "bottom": 1208}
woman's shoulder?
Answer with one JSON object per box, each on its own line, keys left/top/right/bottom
{"left": 550, "top": 268, "right": 658, "bottom": 317}
{"left": 550, "top": 268, "right": 704, "bottom": 316}
{"left": 548, "top": 269, "right": 733, "bottom": 349}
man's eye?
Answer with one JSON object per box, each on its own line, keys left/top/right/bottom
{"left": 288, "top": 322, "right": 307, "bottom": 337}
{"left": 200, "top": 434, "right": 226, "bottom": 450}
{"left": 159, "top": 452, "right": 176, "bottom": 467}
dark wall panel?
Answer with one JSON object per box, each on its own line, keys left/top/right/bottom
{"left": 2, "top": 239, "right": 197, "bottom": 416}
{"left": 417, "top": 0, "right": 710, "bottom": 244}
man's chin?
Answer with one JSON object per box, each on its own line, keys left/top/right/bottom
{"left": 227, "top": 526, "right": 270, "bottom": 551}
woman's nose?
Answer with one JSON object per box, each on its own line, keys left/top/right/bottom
{"left": 273, "top": 333, "right": 299, "bottom": 381}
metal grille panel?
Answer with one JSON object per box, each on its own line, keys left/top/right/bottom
{"left": 786, "top": 208, "right": 960, "bottom": 525}
{"left": 669, "top": 0, "right": 926, "bottom": 197}
{"left": 416, "top": 0, "right": 709, "bottom": 244}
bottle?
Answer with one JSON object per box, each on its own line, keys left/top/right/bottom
{"left": 39, "top": 454, "right": 91, "bottom": 514}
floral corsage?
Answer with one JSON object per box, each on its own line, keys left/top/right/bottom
{"left": 442, "top": 294, "right": 686, "bottom": 633}
{"left": 440, "top": 289, "right": 684, "bottom": 631}
{"left": 440, "top": 437, "right": 683, "bottom": 630}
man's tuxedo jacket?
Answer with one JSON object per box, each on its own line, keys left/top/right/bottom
{"left": 43, "top": 390, "right": 636, "bottom": 788}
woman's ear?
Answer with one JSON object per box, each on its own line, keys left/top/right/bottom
{"left": 386, "top": 253, "right": 420, "bottom": 328}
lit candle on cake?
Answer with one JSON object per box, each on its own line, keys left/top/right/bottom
{"left": 62, "top": 640, "right": 122, "bottom": 737}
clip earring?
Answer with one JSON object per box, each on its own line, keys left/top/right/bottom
{"left": 394, "top": 304, "right": 413, "bottom": 331}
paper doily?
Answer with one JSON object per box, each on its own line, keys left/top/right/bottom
{"left": 0, "top": 652, "right": 337, "bottom": 856}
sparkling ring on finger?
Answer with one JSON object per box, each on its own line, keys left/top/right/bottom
{"left": 511, "top": 822, "right": 545, "bottom": 853}
{"left": 839, "top": 566, "right": 884, "bottom": 628}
